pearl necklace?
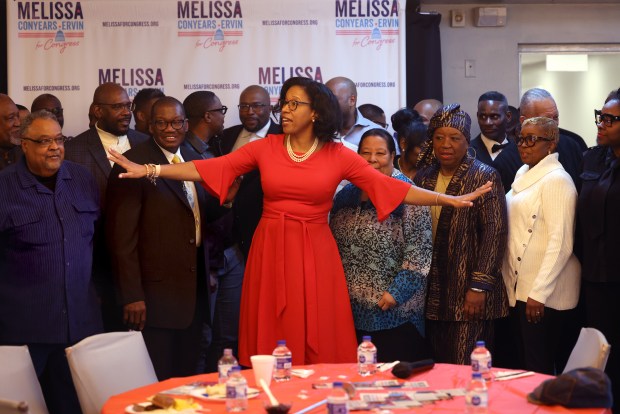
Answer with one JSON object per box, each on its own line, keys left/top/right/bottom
{"left": 286, "top": 135, "right": 318, "bottom": 163}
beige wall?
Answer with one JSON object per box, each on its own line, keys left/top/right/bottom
{"left": 419, "top": 3, "right": 620, "bottom": 141}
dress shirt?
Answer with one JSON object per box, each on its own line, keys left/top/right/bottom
{"left": 158, "top": 145, "right": 201, "bottom": 246}
{"left": 334, "top": 109, "right": 383, "bottom": 151}
{"left": 502, "top": 153, "right": 580, "bottom": 310}
{"left": 96, "top": 123, "right": 131, "bottom": 165}
{"left": 232, "top": 120, "right": 272, "bottom": 152}
{"left": 480, "top": 134, "right": 508, "bottom": 161}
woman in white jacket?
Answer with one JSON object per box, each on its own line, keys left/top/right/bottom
{"left": 503, "top": 116, "right": 580, "bottom": 375}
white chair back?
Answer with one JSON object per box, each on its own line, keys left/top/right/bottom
{"left": 0, "top": 346, "right": 48, "bottom": 414}
{"left": 65, "top": 331, "right": 158, "bottom": 414}
{"left": 0, "top": 399, "right": 29, "bottom": 414}
{"left": 563, "top": 327, "right": 611, "bottom": 373}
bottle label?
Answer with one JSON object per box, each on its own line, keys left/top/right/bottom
{"left": 219, "top": 364, "right": 233, "bottom": 379}
{"left": 327, "top": 402, "right": 348, "bottom": 414}
{"left": 467, "top": 392, "right": 488, "bottom": 407}
{"left": 358, "top": 351, "right": 377, "bottom": 364}
{"left": 275, "top": 356, "right": 292, "bottom": 370}
{"left": 226, "top": 384, "right": 247, "bottom": 399}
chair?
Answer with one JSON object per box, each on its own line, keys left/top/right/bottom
{"left": 0, "top": 346, "right": 49, "bottom": 414}
{"left": 0, "top": 399, "right": 29, "bottom": 414}
{"left": 563, "top": 327, "right": 611, "bottom": 374}
{"left": 65, "top": 331, "right": 158, "bottom": 414}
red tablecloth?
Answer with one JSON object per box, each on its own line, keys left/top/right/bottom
{"left": 102, "top": 363, "right": 611, "bottom": 413}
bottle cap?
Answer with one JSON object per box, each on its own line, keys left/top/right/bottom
{"left": 230, "top": 366, "right": 241, "bottom": 372}
{"left": 476, "top": 340, "right": 485, "bottom": 347}
{"left": 223, "top": 348, "right": 233, "bottom": 355}
{"left": 277, "top": 339, "right": 286, "bottom": 346}
{"left": 362, "top": 335, "right": 372, "bottom": 341}
{"left": 333, "top": 381, "right": 343, "bottom": 387}
{"left": 472, "top": 372, "right": 482, "bottom": 379}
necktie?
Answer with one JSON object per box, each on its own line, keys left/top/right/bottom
{"left": 171, "top": 155, "right": 195, "bottom": 208}
{"left": 491, "top": 142, "right": 508, "bottom": 153}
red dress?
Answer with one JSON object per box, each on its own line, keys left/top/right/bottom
{"left": 194, "top": 134, "right": 410, "bottom": 366}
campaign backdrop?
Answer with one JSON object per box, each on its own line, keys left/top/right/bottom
{"left": 7, "top": 0, "right": 407, "bottom": 137}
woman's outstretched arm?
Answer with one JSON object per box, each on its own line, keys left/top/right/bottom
{"left": 403, "top": 181, "right": 492, "bottom": 208}
{"left": 108, "top": 148, "right": 203, "bottom": 182}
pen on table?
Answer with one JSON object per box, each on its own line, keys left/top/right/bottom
{"left": 293, "top": 398, "right": 328, "bottom": 414}
{"left": 494, "top": 371, "right": 535, "bottom": 381}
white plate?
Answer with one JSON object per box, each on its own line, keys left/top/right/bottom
{"left": 124, "top": 402, "right": 201, "bottom": 413}
{"left": 189, "top": 387, "right": 260, "bottom": 401}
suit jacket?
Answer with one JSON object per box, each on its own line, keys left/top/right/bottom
{"left": 470, "top": 135, "right": 522, "bottom": 193}
{"left": 212, "top": 121, "right": 283, "bottom": 258}
{"left": 64, "top": 127, "right": 149, "bottom": 209}
{"left": 106, "top": 139, "right": 211, "bottom": 329}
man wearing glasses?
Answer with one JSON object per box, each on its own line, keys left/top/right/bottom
{"left": 0, "top": 93, "right": 22, "bottom": 171}
{"left": 214, "top": 85, "right": 282, "bottom": 259}
{"left": 0, "top": 110, "right": 103, "bottom": 414}
{"left": 106, "top": 97, "right": 224, "bottom": 380}
{"left": 31, "top": 93, "right": 66, "bottom": 129}
{"left": 65, "top": 83, "right": 148, "bottom": 332}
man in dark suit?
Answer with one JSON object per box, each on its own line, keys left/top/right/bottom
{"left": 0, "top": 94, "right": 22, "bottom": 171}
{"left": 182, "top": 90, "right": 245, "bottom": 372}
{"left": 65, "top": 82, "right": 149, "bottom": 332}
{"left": 519, "top": 88, "right": 583, "bottom": 190}
{"left": 213, "top": 85, "right": 282, "bottom": 258}
{"left": 106, "top": 97, "right": 222, "bottom": 380}
{"left": 470, "top": 91, "right": 521, "bottom": 193}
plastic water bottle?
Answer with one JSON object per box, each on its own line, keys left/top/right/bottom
{"left": 272, "top": 339, "right": 292, "bottom": 382}
{"left": 225, "top": 366, "right": 247, "bottom": 412}
{"left": 465, "top": 372, "right": 488, "bottom": 413}
{"left": 470, "top": 340, "right": 492, "bottom": 382}
{"left": 218, "top": 348, "right": 239, "bottom": 384}
{"left": 327, "top": 381, "right": 349, "bottom": 414}
{"left": 357, "top": 336, "right": 377, "bottom": 376}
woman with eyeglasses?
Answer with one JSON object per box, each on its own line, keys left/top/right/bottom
{"left": 107, "top": 77, "right": 492, "bottom": 366}
{"left": 502, "top": 116, "right": 580, "bottom": 375}
{"left": 577, "top": 88, "right": 620, "bottom": 402}
{"left": 413, "top": 104, "right": 508, "bottom": 365}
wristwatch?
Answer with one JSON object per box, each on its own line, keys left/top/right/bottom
{"left": 470, "top": 287, "right": 485, "bottom": 293}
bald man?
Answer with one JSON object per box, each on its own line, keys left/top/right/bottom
{"left": 31, "top": 93, "right": 65, "bottom": 128}
{"left": 65, "top": 82, "right": 148, "bottom": 332}
{"left": 0, "top": 94, "right": 22, "bottom": 171}
{"left": 326, "top": 76, "right": 383, "bottom": 151}
{"left": 413, "top": 99, "right": 442, "bottom": 126}
{"left": 214, "top": 85, "right": 282, "bottom": 258}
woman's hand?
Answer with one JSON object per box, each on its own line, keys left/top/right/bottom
{"left": 526, "top": 297, "right": 545, "bottom": 324}
{"left": 377, "top": 292, "right": 396, "bottom": 311}
{"left": 108, "top": 148, "right": 146, "bottom": 179}
{"left": 464, "top": 289, "right": 486, "bottom": 320}
{"left": 449, "top": 181, "right": 493, "bottom": 208}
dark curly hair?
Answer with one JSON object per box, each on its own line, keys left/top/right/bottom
{"left": 391, "top": 107, "right": 427, "bottom": 161}
{"left": 277, "top": 77, "right": 341, "bottom": 142}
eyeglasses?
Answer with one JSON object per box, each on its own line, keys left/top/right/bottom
{"left": 44, "top": 107, "right": 64, "bottom": 116}
{"left": 152, "top": 119, "right": 187, "bottom": 131}
{"left": 594, "top": 109, "right": 620, "bottom": 127}
{"left": 22, "top": 136, "right": 68, "bottom": 147}
{"left": 276, "top": 99, "right": 311, "bottom": 112}
{"left": 516, "top": 134, "right": 555, "bottom": 148}
{"left": 205, "top": 106, "right": 228, "bottom": 115}
{"left": 238, "top": 103, "right": 269, "bottom": 112}
{"left": 96, "top": 102, "right": 136, "bottom": 112}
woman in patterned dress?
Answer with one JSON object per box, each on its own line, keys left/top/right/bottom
{"left": 331, "top": 128, "right": 433, "bottom": 362}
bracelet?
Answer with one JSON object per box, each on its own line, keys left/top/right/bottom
{"left": 145, "top": 163, "right": 159, "bottom": 185}
{"left": 435, "top": 192, "right": 440, "bottom": 206}
{"left": 154, "top": 164, "right": 161, "bottom": 178}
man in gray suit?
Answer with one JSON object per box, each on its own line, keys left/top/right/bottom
{"left": 65, "top": 82, "right": 148, "bottom": 331}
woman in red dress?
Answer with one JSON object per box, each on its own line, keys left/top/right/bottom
{"left": 108, "top": 77, "right": 491, "bottom": 366}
